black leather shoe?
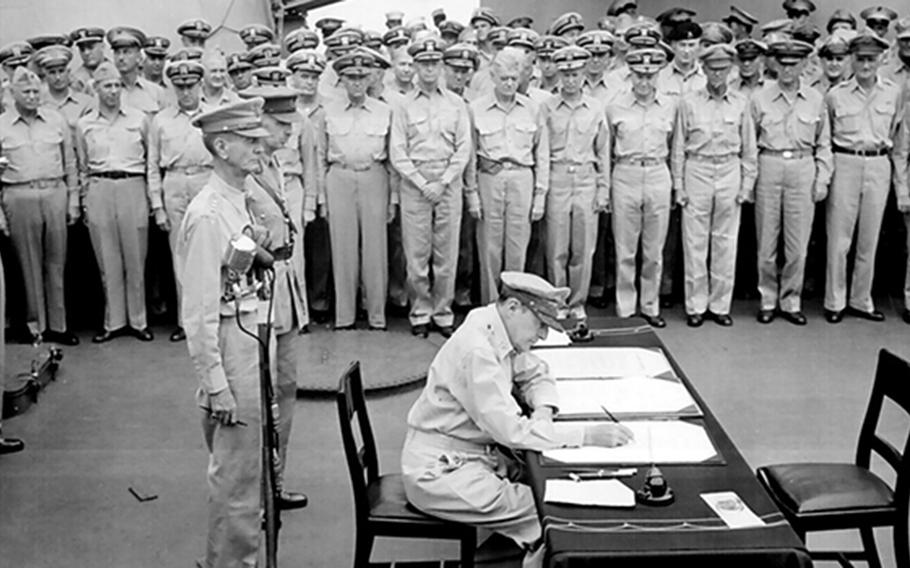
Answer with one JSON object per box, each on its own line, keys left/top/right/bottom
{"left": 277, "top": 491, "right": 308, "bottom": 511}
{"left": 169, "top": 327, "right": 186, "bottom": 342}
{"left": 781, "top": 311, "right": 807, "bottom": 326}
{"left": 333, "top": 324, "right": 355, "bottom": 331}
{"left": 436, "top": 325, "right": 454, "bottom": 338}
{"left": 132, "top": 328, "right": 154, "bottom": 341}
{"left": 686, "top": 313, "right": 704, "bottom": 327}
{"left": 298, "top": 325, "right": 310, "bottom": 335}
{"left": 824, "top": 309, "right": 844, "bottom": 324}
{"left": 43, "top": 330, "right": 79, "bottom": 346}
{"left": 0, "top": 437, "right": 25, "bottom": 455}
{"left": 756, "top": 310, "right": 775, "bottom": 324}
{"left": 411, "top": 324, "right": 429, "bottom": 338}
{"left": 712, "top": 313, "right": 733, "bottom": 327}
{"left": 641, "top": 314, "right": 666, "bottom": 328}
{"left": 846, "top": 307, "right": 885, "bottom": 322}
{"left": 903, "top": 310, "right": 910, "bottom": 324}
{"left": 92, "top": 328, "right": 121, "bottom": 343}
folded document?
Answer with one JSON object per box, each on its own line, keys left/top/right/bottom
{"left": 545, "top": 479, "right": 636, "bottom": 508}
{"left": 534, "top": 347, "right": 675, "bottom": 379}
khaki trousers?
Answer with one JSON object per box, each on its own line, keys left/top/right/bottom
{"left": 476, "top": 167, "right": 534, "bottom": 304}
{"left": 681, "top": 160, "right": 742, "bottom": 316}
{"left": 282, "top": 174, "right": 309, "bottom": 327}
{"left": 2, "top": 182, "right": 68, "bottom": 334}
{"left": 905, "top": 212, "right": 910, "bottom": 311}
{"left": 326, "top": 163, "right": 389, "bottom": 328}
{"left": 400, "top": 164, "right": 462, "bottom": 328}
{"left": 163, "top": 170, "right": 209, "bottom": 326}
{"left": 545, "top": 163, "right": 598, "bottom": 319}
{"left": 612, "top": 163, "right": 672, "bottom": 318}
{"left": 85, "top": 176, "right": 148, "bottom": 331}
{"left": 755, "top": 155, "right": 815, "bottom": 312}
{"left": 824, "top": 154, "right": 891, "bottom": 312}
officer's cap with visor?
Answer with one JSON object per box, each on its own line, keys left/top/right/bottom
{"left": 499, "top": 272, "right": 571, "bottom": 332}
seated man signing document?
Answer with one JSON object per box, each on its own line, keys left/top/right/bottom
{"left": 401, "top": 271, "right": 633, "bottom": 567}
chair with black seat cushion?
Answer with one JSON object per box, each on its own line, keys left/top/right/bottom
{"left": 756, "top": 349, "right": 910, "bottom": 568}
{"left": 336, "top": 361, "right": 477, "bottom": 568}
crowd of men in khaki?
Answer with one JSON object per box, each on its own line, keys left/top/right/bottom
{"left": 1, "top": 0, "right": 909, "bottom": 351}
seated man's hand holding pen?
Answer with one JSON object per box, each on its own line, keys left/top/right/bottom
{"left": 583, "top": 423, "right": 634, "bottom": 447}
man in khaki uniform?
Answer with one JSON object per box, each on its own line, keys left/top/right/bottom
{"left": 471, "top": 47, "right": 549, "bottom": 305}
{"left": 147, "top": 60, "right": 212, "bottom": 342}
{"left": 318, "top": 50, "right": 393, "bottom": 330}
{"left": 389, "top": 37, "right": 471, "bottom": 338}
{"left": 894, "top": 99, "right": 910, "bottom": 324}
{"left": 0, "top": 67, "right": 79, "bottom": 344}
{"left": 201, "top": 50, "right": 240, "bottom": 107}
{"left": 107, "top": 27, "right": 166, "bottom": 116}
{"left": 177, "top": 18, "right": 212, "bottom": 49}
{"left": 543, "top": 45, "right": 610, "bottom": 330}
{"left": 402, "top": 271, "right": 632, "bottom": 568}
{"left": 750, "top": 39, "right": 832, "bottom": 325}
{"left": 75, "top": 62, "right": 153, "bottom": 342}
{"left": 823, "top": 34, "right": 903, "bottom": 323}
{"left": 34, "top": 45, "right": 93, "bottom": 130}
{"left": 177, "top": 98, "right": 270, "bottom": 568}
{"left": 69, "top": 27, "right": 107, "bottom": 95}
{"left": 671, "top": 44, "right": 758, "bottom": 327}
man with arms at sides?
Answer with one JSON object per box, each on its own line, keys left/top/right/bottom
{"left": 34, "top": 45, "right": 92, "bottom": 130}
{"left": 69, "top": 27, "right": 107, "bottom": 95}
{"left": 402, "top": 271, "right": 633, "bottom": 568}
{"left": 201, "top": 50, "right": 240, "bottom": 107}
{"left": 107, "top": 27, "right": 166, "bottom": 116}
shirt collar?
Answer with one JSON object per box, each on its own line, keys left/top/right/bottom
{"left": 485, "top": 94, "right": 525, "bottom": 112}
{"left": 484, "top": 305, "right": 516, "bottom": 362}
{"left": 209, "top": 171, "right": 248, "bottom": 212}
{"left": 9, "top": 105, "right": 49, "bottom": 124}
{"left": 557, "top": 96, "right": 590, "bottom": 110}
{"left": 671, "top": 62, "right": 701, "bottom": 79}
{"left": 771, "top": 81, "right": 808, "bottom": 102}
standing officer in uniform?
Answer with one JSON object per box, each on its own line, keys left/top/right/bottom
{"left": 177, "top": 19, "right": 212, "bottom": 49}
{"left": 141, "top": 37, "right": 170, "bottom": 87}
{"left": 543, "top": 45, "right": 610, "bottom": 331}
{"left": 606, "top": 48, "right": 677, "bottom": 328}
{"left": 226, "top": 53, "right": 254, "bottom": 93}
{"left": 75, "top": 62, "right": 154, "bottom": 342}
{"left": 723, "top": 7, "right": 759, "bottom": 42}
{"left": 34, "top": 45, "right": 93, "bottom": 129}
{"left": 69, "top": 27, "right": 107, "bottom": 95}
{"left": 201, "top": 50, "right": 240, "bottom": 107}
{"left": 811, "top": 32, "right": 854, "bottom": 95}
{"left": 318, "top": 50, "right": 393, "bottom": 331}
{"left": 823, "top": 33, "right": 902, "bottom": 324}
{"left": 0, "top": 67, "right": 80, "bottom": 344}
{"left": 671, "top": 44, "right": 758, "bottom": 327}
{"left": 401, "top": 271, "right": 633, "bottom": 568}
{"left": 239, "top": 24, "right": 275, "bottom": 51}
{"left": 389, "top": 37, "right": 471, "bottom": 338}
{"left": 237, "top": 84, "right": 309, "bottom": 511}
{"left": 471, "top": 47, "right": 549, "bottom": 305}
{"left": 533, "top": 36, "right": 568, "bottom": 95}
{"left": 147, "top": 60, "right": 212, "bottom": 342}
{"left": 177, "top": 97, "right": 269, "bottom": 568}
{"left": 895, "top": 97, "right": 910, "bottom": 324}
{"left": 750, "top": 38, "right": 832, "bottom": 325}
{"left": 107, "top": 27, "right": 166, "bottom": 116}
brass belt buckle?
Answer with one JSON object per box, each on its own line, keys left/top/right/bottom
{"left": 782, "top": 150, "right": 794, "bottom": 159}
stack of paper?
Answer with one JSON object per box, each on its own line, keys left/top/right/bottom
{"left": 543, "top": 420, "right": 719, "bottom": 465}
{"left": 534, "top": 347, "right": 675, "bottom": 379}
{"left": 554, "top": 376, "right": 700, "bottom": 418}
{"left": 545, "top": 479, "right": 636, "bottom": 508}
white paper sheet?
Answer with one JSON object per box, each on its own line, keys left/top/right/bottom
{"left": 701, "top": 492, "right": 766, "bottom": 528}
{"left": 555, "top": 376, "right": 699, "bottom": 417}
{"left": 534, "top": 328, "right": 573, "bottom": 347}
{"left": 545, "top": 479, "right": 636, "bottom": 508}
{"left": 534, "top": 347, "right": 675, "bottom": 379}
{"left": 543, "top": 420, "right": 718, "bottom": 465}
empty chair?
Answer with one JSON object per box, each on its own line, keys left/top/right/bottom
{"left": 757, "top": 349, "right": 910, "bottom": 568}
{"left": 336, "top": 361, "right": 476, "bottom": 568}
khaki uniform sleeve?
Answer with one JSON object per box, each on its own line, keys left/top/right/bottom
{"left": 593, "top": 111, "right": 610, "bottom": 204}
{"left": 670, "top": 100, "right": 687, "bottom": 195}
{"left": 813, "top": 98, "right": 833, "bottom": 190}
{"left": 894, "top": 107, "right": 910, "bottom": 208}
{"left": 389, "top": 103, "right": 429, "bottom": 191}
{"left": 441, "top": 99, "right": 472, "bottom": 188}
{"left": 58, "top": 114, "right": 79, "bottom": 210}
{"left": 739, "top": 101, "right": 759, "bottom": 201}
{"left": 146, "top": 118, "right": 164, "bottom": 210}
{"left": 531, "top": 104, "right": 550, "bottom": 212}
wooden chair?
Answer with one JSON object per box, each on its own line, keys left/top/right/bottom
{"left": 757, "top": 349, "right": 910, "bottom": 568}
{"left": 336, "top": 361, "right": 476, "bottom": 568}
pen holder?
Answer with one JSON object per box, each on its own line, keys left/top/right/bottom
{"left": 636, "top": 466, "right": 675, "bottom": 506}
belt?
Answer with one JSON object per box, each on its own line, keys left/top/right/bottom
{"left": 2, "top": 177, "right": 64, "bottom": 189}
{"left": 551, "top": 162, "right": 595, "bottom": 173}
{"left": 759, "top": 149, "right": 812, "bottom": 160}
{"left": 477, "top": 156, "right": 531, "bottom": 175}
{"left": 407, "top": 429, "right": 494, "bottom": 454}
{"left": 686, "top": 153, "right": 738, "bottom": 164}
{"left": 615, "top": 157, "right": 666, "bottom": 167}
{"left": 330, "top": 161, "right": 380, "bottom": 172}
{"left": 270, "top": 244, "right": 294, "bottom": 262}
{"left": 167, "top": 165, "right": 212, "bottom": 176}
{"left": 832, "top": 144, "right": 889, "bottom": 157}
{"left": 90, "top": 171, "right": 144, "bottom": 180}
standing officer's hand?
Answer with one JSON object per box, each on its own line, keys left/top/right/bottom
{"left": 0, "top": 156, "right": 9, "bottom": 172}
{"left": 153, "top": 207, "right": 170, "bottom": 231}
{"left": 899, "top": 199, "right": 910, "bottom": 214}
{"left": 303, "top": 209, "right": 316, "bottom": 226}
{"left": 209, "top": 388, "right": 238, "bottom": 426}
{"left": 583, "top": 423, "right": 635, "bottom": 447}
{"left": 67, "top": 205, "right": 81, "bottom": 226}
{"left": 675, "top": 190, "right": 688, "bottom": 208}
{"left": 594, "top": 196, "right": 611, "bottom": 214}
{"left": 318, "top": 203, "right": 328, "bottom": 221}
{"left": 468, "top": 206, "right": 482, "bottom": 220}
{"left": 424, "top": 181, "right": 445, "bottom": 203}
{"left": 812, "top": 183, "right": 828, "bottom": 203}
{"left": 0, "top": 216, "right": 9, "bottom": 237}
{"left": 530, "top": 206, "right": 545, "bottom": 222}
{"left": 387, "top": 203, "right": 397, "bottom": 224}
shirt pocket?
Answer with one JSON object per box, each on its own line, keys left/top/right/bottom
{"left": 84, "top": 127, "right": 111, "bottom": 163}
{"left": 36, "top": 129, "right": 64, "bottom": 173}
{"left": 510, "top": 121, "right": 537, "bottom": 154}
{"left": 363, "top": 117, "right": 389, "bottom": 157}
{"left": 477, "top": 121, "right": 506, "bottom": 156}
{"left": 436, "top": 108, "right": 460, "bottom": 145}
{"left": 794, "top": 111, "right": 819, "bottom": 146}
{"left": 871, "top": 101, "right": 896, "bottom": 141}
{"left": 326, "top": 115, "right": 354, "bottom": 137}
{"left": 406, "top": 111, "right": 431, "bottom": 139}
{"left": 833, "top": 105, "right": 863, "bottom": 137}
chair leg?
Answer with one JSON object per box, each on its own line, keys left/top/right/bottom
{"left": 353, "top": 531, "right": 374, "bottom": 568}
{"left": 460, "top": 530, "right": 477, "bottom": 568}
{"left": 895, "top": 516, "right": 910, "bottom": 568}
{"left": 859, "top": 527, "right": 882, "bottom": 568}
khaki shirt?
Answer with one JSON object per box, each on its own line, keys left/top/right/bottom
{"left": 671, "top": 87, "right": 758, "bottom": 200}
{"left": 146, "top": 105, "right": 212, "bottom": 210}
{"left": 405, "top": 303, "right": 585, "bottom": 450}
{"left": 825, "top": 77, "right": 903, "bottom": 152}
{"left": 543, "top": 93, "right": 610, "bottom": 202}
{"left": 0, "top": 106, "right": 78, "bottom": 206}
{"left": 389, "top": 84, "right": 472, "bottom": 196}
{"left": 177, "top": 171, "right": 258, "bottom": 395}
{"left": 470, "top": 93, "right": 550, "bottom": 201}
{"left": 75, "top": 105, "right": 149, "bottom": 183}
{"left": 882, "top": 59, "right": 909, "bottom": 107}
{"left": 657, "top": 63, "right": 706, "bottom": 98}
{"left": 200, "top": 88, "right": 241, "bottom": 108}
{"left": 42, "top": 89, "right": 93, "bottom": 130}
{"left": 893, "top": 107, "right": 910, "bottom": 207}
{"left": 605, "top": 91, "right": 678, "bottom": 162}
{"left": 729, "top": 74, "right": 766, "bottom": 99}
{"left": 121, "top": 75, "right": 167, "bottom": 116}
{"left": 321, "top": 96, "right": 391, "bottom": 168}
{"left": 749, "top": 81, "right": 833, "bottom": 188}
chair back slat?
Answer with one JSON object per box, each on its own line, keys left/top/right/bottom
{"left": 337, "top": 361, "right": 380, "bottom": 523}
{"left": 856, "top": 350, "right": 910, "bottom": 508}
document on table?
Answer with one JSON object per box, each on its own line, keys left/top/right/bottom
{"left": 554, "top": 376, "right": 701, "bottom": 418}
{"left": 534, "top": 328, "right": 573, "bottom": 347}
{"left": 701, "top": 492, "right": 766, "bottom": 528}
{"left": 533, "top": 347, "right": 675, "bottom": 379}
{"left": 543, "top": 420, "right": 720, "bottom": 465}
{"left": 545, "top": 479, "right": 636, "bottom": 508}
